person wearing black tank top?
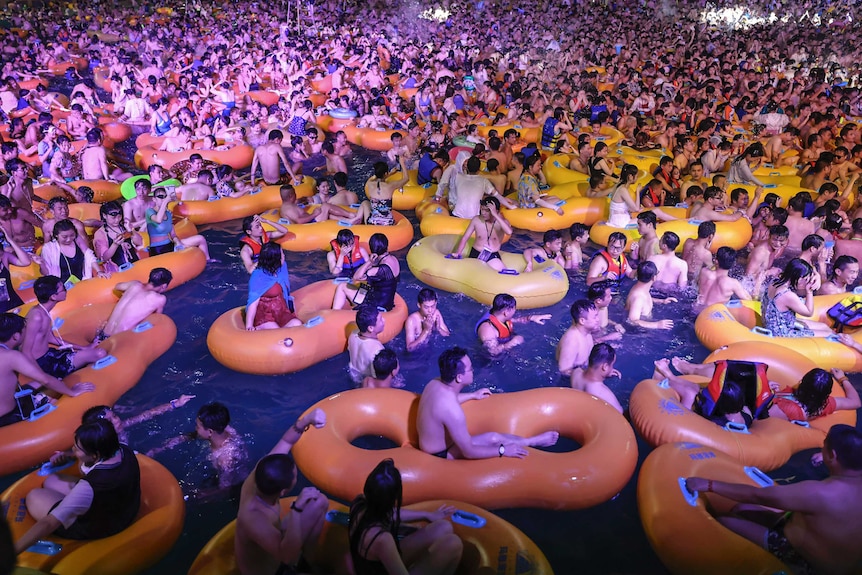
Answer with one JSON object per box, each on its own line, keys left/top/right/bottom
{"left": 349, "top": 459, "right": 462, "bottom": 575}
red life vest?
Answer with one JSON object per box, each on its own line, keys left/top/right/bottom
{"left": 239, "top": 231, "right": 269, "bottom": 261}
{"left": 599, "top": 250, "right": 628, "bottom": 278}
{"left": 329, "top": 235, "right": 365, "bottom": 273}
{"left": 475, "top": 312, "right": 513, "bottom": 341}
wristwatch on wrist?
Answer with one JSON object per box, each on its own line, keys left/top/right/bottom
{"left": 498, "top": 444, "right": 505, "bottom": 458}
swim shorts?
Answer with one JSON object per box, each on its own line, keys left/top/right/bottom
{"left": 766, "top": 514, "right": 815, "bottom": 575}
{"left": 469, "top": 247, "right": 502, "bottom": 262}
{"left": 36, "top": 347, "right": 77, "bottom": 379}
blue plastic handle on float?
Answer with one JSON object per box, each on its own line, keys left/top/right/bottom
{"left": 434, "top": 207, "right": 443, "bottom": 213}
{"left": 422, "top": 182, "right": 432, "bottom": 189}
{"left": 338, "top": 220, "right": 353, "bottom": 227}
{"left": 326, "top": 509, "right": 350, "bottom": 526}
{"left": 678, "top": 477, "right": 700, "bottom": 507}
{"left": 616, "top": 148, "right": 623, "bottom": 155}
{"left": 764, "top": 163, "right": 774, "bottom": 168}
{"left": 726, "top": 299, "right": 742, "bottom": 308}
{"left": 207, "top": 196, "right": 219, "bottom": 202}
{"left": 27, "top": 540, "right": 63, "bottom": 556}
{"left": 595, "top": 135, "right": 607, "bottom": 141}
{"left": 93, "top": 355, "right": 118, "bottom": 370}
{"left": 278, "top": 218, "right": 291, "bottom": 224}
{"left": 250, "top": 187, "right": 261, "bottom": 195}
{"left": 305, "top": 316, "right": 324, "bottom": 328}
{"left": 333, "top": 277, "right": 350, "bottom": 283}
{"left": 724, "top": 421, "right": 750, "bottom": 434}
{"left": 39, "top": 459, "right": 75, "bottom": 476}
{"left": 118, "top": 262, "right": 133, "bottom": 272}
{"left": 553, "top": 161, "right": 562, "bottom": 167}
{"left": 513, "top": 124, "right": 522, "bottom": 129}
{"left": 499, "top": 268, "right": 519, "bottom": 275}
{"left": 853, "top": 285, "right": 862, "bottom": 295}
{"left": 350, "top": 203, "right": 362, "bottom": 209}
{"left": 20, "top": 279, "right": 35, "bottom": 289}
{"left": 770, "top": 171, "right": 780, "bottom": 177}
{"left": 555, "top": 200, "right": 566, "bottom": 207}
{"left": 675, "top": 203, "right": 688, "bottom": 208}
{"left": 451, "top": 510, "right": 486, "bottom": 528}
{"left": 825, "top": 333, "right": 841, "bottom": 343}
{"left": 625, "top": 223, "right": 638, "bottom": 230}
{"left": 53, "top": 318, "right": 64, "bottom": 329}
{"left": 688, "top": 219, "right": 704, "bottom": 225}
{"left": 743, "top": 466, "right": 774, "bottom": 487}
{"left": 764, "top": 183, "right": 777, "bottom": 188}
{"left": 790, "top": 419, "right": 811, "bottom": 428}
{"left": 657, "top": 378, "right": 670, "bottom": 389}
{"left": 133, "top": 321, "right": 153, "bottom": 333}
{"left": 750, "top": 326, "right": 773, "bottom": 337}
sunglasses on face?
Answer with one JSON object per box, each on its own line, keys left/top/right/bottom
{"left": 106, "top": 211, "right": 121, "bottom": 216}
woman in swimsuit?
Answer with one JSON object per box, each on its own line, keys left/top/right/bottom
{"left": 245, "top": 242, "right": 302, "bottom": 331}
{"left": 355, "top": 157, "right": 408, "bottom": 226}
{"left": 761, "top": 258, "right": 834, "bottom": 337}
{"left": 348, "top": 459, "right": 462, "bottom": 575}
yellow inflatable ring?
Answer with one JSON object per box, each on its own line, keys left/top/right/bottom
{"left": 188, "top": 497, "right": 552, "bottom": 575}
{"left": 207, "top": 279, "right": 408, "bottom": 375}
{"left": 292, "top": 387, "right": 637, "bottom": 510}
{"left": 261, "top": 208, "right": 414, "bottom": 252}
{"left": 388, "top": 169, "right": 437, "bottom": 211}
{"left": 542, "top": 154, "right": 588, "bottom": 186}
{"left": 4, "top": 454, "right": 184, "bottom": 575}
{"left": 407, "top": 234, "right": 569, "bottom": 309}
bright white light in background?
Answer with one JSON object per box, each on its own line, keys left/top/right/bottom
{"left": 419, "top": 6, "right": 451, "bottom": 21}
{"left": 699, "top": 4, "right": 833, "bottom": 29}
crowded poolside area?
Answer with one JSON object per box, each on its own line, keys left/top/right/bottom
{"left": 1, "top": 0, "right": 862, "bottom": 574}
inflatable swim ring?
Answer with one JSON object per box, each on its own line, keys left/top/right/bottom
{"left": 387, "top": 169, "right": 437, "bottom": 211}
{"left": 292, "top": 387, "right": 637, "bottom": 510}
{"left": 407, "top": 234, "right": 569, "bottom": 309}
{"left": 329, "top": 107, "right": 357, "bottom": 120}
{"left": 261, "top": 208, "right": 414, "bottom": 252}
{"left": 134, "top": 143, "right": 254, "bottom": 171}
{"left": 171, "top": 178, "right": 316, "bottom": 225}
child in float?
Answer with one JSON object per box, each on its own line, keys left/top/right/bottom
{"left": 327, "top": 228, "right": 370, "bottom": 278}
{"left": 564, "top": 223, "right": 590, "bottom": 269}
{"left": 523, "top": 229, "right": 565, "bottom": 272}
{"left": 405, "top": 288, "right": 451, "bottom": 352}
{"left": 348, "top": 459, "right": 462, "bottom": 575}
{"left": 361, "top": 349, "right": 401, "bottom": 389}
{"left": 570, "top": 343, "right": 624, "bottom": 413}
{"left": 238, "top": 214, "right": 291, "bottom": 274}
{"left": 245, "top": 241, "right": 302, "bottom": 331}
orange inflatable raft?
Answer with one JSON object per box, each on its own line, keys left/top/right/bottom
{"left": 629, "top": 342, "right": 856, "bottom": 471}
{"left": 188, "top": 497, "right": 552, "bottom": 575}
{"left": 0, "top": 306, "right": 177, "bottom": 476}
{"left": 292, "top": 387, "right": 637, "bottom": 510}
{"left": 207, "top": 279, "right": 408, "bottom": 375}
{"left": 3, "top": 454, "right": 184, "bottom": 575}
{"left": 261, "top": 208, "right": 414, "bottom": 252}
{"left": 134, "top": 143, "right": 254, "bottom": 171}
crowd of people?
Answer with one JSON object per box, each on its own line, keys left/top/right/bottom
{"left": 3, "top": 0, "right": 862, "bottom": 573}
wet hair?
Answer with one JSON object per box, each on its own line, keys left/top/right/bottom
{"left": 34, "top": 275, "right": 63, "bottom": 304}
{"left": 438, "top": 346, "right": 469, "bottom": 383}
{"left": 148, "top": 267, "right": 173, "bottom": 288}
{"left": 373, "top": 161, "right": 389, "bottom": 179}
{"left": 637, "top": 211, "right": 657, "bottom": 228}
{"left": 82, "top": 404, "right": 112, "bottom": 423}
{"left": 607, "top": 231, "right": 627, "bottom": 247}
{"left": 254, "top": 453, "right": 296, "bottom": 496}
{"left": 335, "top": 229, "right": 355, "bottom": 246}
{"left": 570, "top": 299, "right": 596, "bottom": 322}
{"left": 715, "top": 246, "right": 737, "bottom": 270}
{"left": 660, "top": 231, "right": 680, "bottom": 251}
{"left": 637, "top": 261, "right": 658, "bottom": 283}
{"left": 588, "top": 342, "right": 615, "bottom": 368}
{"left": 570, "top": 223, "right": 588, "bottom": 241}
{"left": 352, "top": 458, "right": 402, "bottom": 533}
{"left": 334, "top": 172, "right": 348, "bottom": 187}
{"left": 0, "top": 312, "right": 25, "bottom": 342}
{"left": 197, "top": 402, "right": 230, "bottom": 434}
{"left": 697, "top": 221, "right": 716, "bottom": 239}
{"left": 769, "top": 224, "right": 790, "bottom": 239}
{"left": 774, "top": 258, "right": 813, "bottom": 290}
{"left": 543, "top": 229, "right": 562, "bottom": 245}
{"left": 258, "top": 241, "right": 284, "bottom": 275}
{"left": 831, "top": 255, "right": 858, "bottom": 279}
{"left": 770, "top": 208, "right": 788, "bottom": 225}
{"left": 371, "top": 349, "right": 398, "bottom": 379}
{"left": 490, "top": 293, "right": 517, "bottom": 314}
{"left": 587, "top": 280, "right": 613, "bottom": 302}
{"left": 713, "top": 379, "right": 745, "bottom": 418}
{"left": 368, "top": 233, "right": 388, "bottom": 255}
{"left": 417, "top": 288, "right": 437, "bottom": 305}
{"left": 704, "top": 186, "right": 723, "bottom": 201}
{"left": 480, "top": 195, "right": 501, "bottom": 211}
{"left": 801, "top": 234, "right": 824, "bottom": 252}
{"left": 824, "top": 424, "right": 862, "bottom": 470}
{"left": 268, "top": 129, "right": 283, "bottom": 141}
{"left": 48, "top": 196, "right": 69, "bottom": 210}
{"left": 729, "top": 188, "right": 748, "bottom": 203}
{"left": 355, "top": 304, "right": 380, "bottom": 333}
{"left": 793, "top": 368, "right": 833, "bottom": 417}
{"left": 619, "top": 163, "right": 638, "bottom": 183}
{"left": 74, "top": 419, "right": 120, "bottom": 460}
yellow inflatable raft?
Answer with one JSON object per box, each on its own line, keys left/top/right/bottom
{"left": 407, "top": 234, "right": 569, "bottom": 309}
{"left": 207, "top": 279, "right": 408, "bottom": 375}
{"left": 292, "top": 387, "right": 637, "bottom": 510}
{"left": 188, "top": 497, "right": 552, "bottom": 575}
{"left": 3, "top": 454, "right": 184, "bottom": 575}
{"left": 388, "top": 169, "right": 437, "bottom": 211}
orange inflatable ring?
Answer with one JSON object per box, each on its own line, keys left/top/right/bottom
{"left": 407, "top": 234, "right": 568, "bottom": 309}
{"left": 293, "top": 387, "right": 637, "bottom": 510}
{"left": 501, "top": 193, "right": 606, "bottom": 232}
{"left": 639, "top": 442, "right": 793, "bottom": 575}
{"left": 188, "top": 496, "right": 552, "bottom": 575}
{"left": 207, "top": 279, "right": 407, "bottom": 375}
{"left": 20, "top": 78, "right": 49, "bottom": 90}
{"left": 345, "top": 126, "right": 400, "bottom": 151}
{"left": 694, "top": 295, "right": 862, "bottom": 371}
{"left": 261, "top": 208, "right": 414, "bottom": 252}
{"left": 134, "top": 143, "right": 254, "bottom": 171}
{"left": 0, "top": 306, "right": 176, "bottom": 476}
{"left": 97, "top": 118, "right": 133, "bottom": 143}
{"left": 4, "top": 454, "right": 184, "bottom": 575}
{"left": 47, "top": 57, "right": 88, "bottom": 75}
{"left": 566, "top": 125, "right": 625, "bottom": 149}
{"left": 629, "top": 341, "right": 856, "bottom": 471}
{"left": 172, "top": 177, "right": 316, "bottom": 225}
{"left": 474, "top": 122, "right": 541, "bottom": 145}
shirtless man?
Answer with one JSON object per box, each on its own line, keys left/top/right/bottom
{"left": 570, "top": 343, "right": 624, "bottom": 413}
{"left": 632, "top": 211, "right": 661, "bottom": 262}
{"left": 278, "top": 184, "right": 358, "bottom": 225}
{"left": 690, "top": 187, "right": 745, "bottom": 223}
{"left": 158, "top": 126, "right": 193, "bottom": 153}
{"left": 417, "top": 347, "right": 559, "bottom": 459}
{"left": 682, "top": 221, "right": 716, "bottom": 284}
{"left": 483, "top": 159, "right": 508, "bottom": 195}
{"left": 728, "top": 186, "right": 763, "bottom": 220}
{"left": 783, "top": 195, "right": 816, "bottom": 252}
{"left": 626, "top": 261, "right": 676, "bottom": 330}
{"left": 64, "top": 105, "right": 95, "bottom": 140}
{"left": 587, "top": 280, "right": 626, "bottom": 341}
{"left": 80, "top": 128, "right": 130, "bottom": 182}
{"left": 405, "top": 288, "right": 450, "bottom": 352}
{"left": 686, "top": 424, "right": 862, "bottom": 575}
{"left": 42, "top": 198, "right": 93, "bottom": 252}
{"left": 698, "top": 247, "right": 752, "bottom": 306}
{"left": 523, "top": 230, "right": 565, "bottom": 272}
{"left": 234, "top": 408, "right": 328, "bottom": 575}
{"left": 176, "top": 170, "right": 215, "bottom": 201}
{"left": 329, "top": 172, "right": 359, "bottom": 206}
{"left": 476, "top": 293, "right": 550, "bottom": 357}
{"left": 564, "top": 223, "right": 590, "bottom": 269}
{"left": 818, "top": 255, "right": 858, "bottom": 295}
{"left": 250, "top": 130, "right": 300, "bottom": 187}
{"left": 746, "top": 225, "right": 789, "bottom": 296}
{"left": 347, "top": 305, "right": 385, "bottom": 382}
{"left": 20, "top": 276, "right": 107, "bottom": 379}
{"left": 321, "top": 141, "right": 347, "bottom": 175}
{"left": 835, "top": 218, "right": 862, "bottom": 264}
{"left": 48, "top": 136, "right": 85, "bottom": 203}
{"left": 764, "top": 127, "right": 800, "bottom": 166}
{"left": 0, "top": 159, "right": 40, "bottom": 214}
{"left": 649, "top": 231, "right": 689, "bottom": 288}
{"left": 449, "top": 196, "right": 512, "bottom": 272}
{"left": 98, "top": 268, "right": 172, "bottom": 340}
{"left": 0, "top": 195, "right": 39, "bottom": 249}
{"left": 556, "top": 299, "right": 600, "bottom": 376}
{"left": 0, "top": 313, "right": 93, "bottom": 428}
